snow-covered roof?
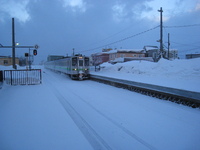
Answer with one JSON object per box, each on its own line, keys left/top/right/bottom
{"left": 93, "top": 49, "right": 145, "bottom": 55}
{"left": 0, "top": 56, "right": 11, "bottom": 58}
{"left": 107, "top": 49, "right": 144, "bottom": 54}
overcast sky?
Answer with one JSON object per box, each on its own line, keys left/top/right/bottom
{"left": 0, "top": 0, "right": 200, "bottom": 63}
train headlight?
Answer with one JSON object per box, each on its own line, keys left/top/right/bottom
{"left": 73, "top": 68, "right": 77, "bottom": 71}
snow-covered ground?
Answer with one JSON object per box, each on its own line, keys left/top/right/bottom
{"left": 91, "top": 58, "right": 200, "bottom": 92}
{"left": 0, "top": 58, "right": 200, "bottom": 150}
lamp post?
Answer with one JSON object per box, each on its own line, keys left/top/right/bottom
{"left": 12, "top": 18, "right": 16, "bottom": 69}
{"left": 158, "top": 7, "right": 163, "bottom": 57}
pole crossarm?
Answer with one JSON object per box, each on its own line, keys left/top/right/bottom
{"left": 0, "top": 45, "right": 39, "bottom": 49}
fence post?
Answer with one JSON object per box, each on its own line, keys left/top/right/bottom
{"left": 10, "top": 70, "right": 12, "bottom": 85}
{"left": 40, "top": 69, "right": 42, "bottom": 84}
{"left": 0, "top": 71, "right": 3, "bottom": 82}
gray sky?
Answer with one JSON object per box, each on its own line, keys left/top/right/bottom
{"left": 0, "top": 0, "right": 200, "bottom": 63}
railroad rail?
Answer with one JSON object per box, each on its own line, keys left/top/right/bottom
{"left": 90, "top": 74, "right": 200, "bottom": 108}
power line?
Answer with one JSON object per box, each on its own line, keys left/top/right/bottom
{"left": 80, "top": 25, "right": 160, "bottom": 53}
{"left": 171, "top": 41, "right": 200, "bottom": 48}
{"left": 178, "top": 47, "right": 200, "bottom": 53}
{"left": 170, "top": 41, "right": 200, "bottom": 53}
{"left": 77, "top": 19, "right": 146, "bottom": 50}
{"left": 80, "top": 23, "right": 139, "bottom": 49}
{"left": 164, "top": 24, "right": 200, "bottom": 28}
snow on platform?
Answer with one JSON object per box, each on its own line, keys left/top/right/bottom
{"left": 0, "top": 84, "right": 93, "bottom": 150}
{"left": 91, "top": 58, "right": 200, "bottom": 92}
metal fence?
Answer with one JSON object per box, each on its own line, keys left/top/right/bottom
{"left": 3, "top": 69, "right": 42, "bottom": 85}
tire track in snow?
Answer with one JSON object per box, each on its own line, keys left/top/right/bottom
{"left": 44, "top": 73, "right": 113, "bottom": 150}
{"left": 44, "top": 69, "right": 156, "bottom": 150}
{"left": 69, "top": 90, "right": 157, "bottom": 150}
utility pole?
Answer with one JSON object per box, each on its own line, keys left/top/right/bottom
{"left": 168, "top": 33, "right": 170, "bottom": 59}
{"left": 12, "top": 18, "right": 16, "bottom": 69}
{"left": 158, "top": 7, "right": 163, "bottom": 57}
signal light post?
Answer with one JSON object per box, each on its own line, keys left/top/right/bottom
{"left": 0, "top": 18, "right": 39, "bottom": 69}
{"left": 0, "top": 44, "right": 39, "bottom": 69}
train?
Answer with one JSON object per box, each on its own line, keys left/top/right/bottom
{"left": 44, "top": 54, "right": 90, "bottom": 80}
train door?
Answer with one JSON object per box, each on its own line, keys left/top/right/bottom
{"left": 78, "top": 59, "right": 83, "bottom": 67}
{"left": 78, "top": 57, "right": 84, "bottom": 71}
{"left": 84, "top": 57, "right": 90, "bottom": 77}
{"left": 84, "top": 57, "right": 89, "bottom": 67}
{"left": 72, "top": 57, "right": 78, "bottom": 71}
{"left": 78, "top": 57, "right": 84, "bottom": 79}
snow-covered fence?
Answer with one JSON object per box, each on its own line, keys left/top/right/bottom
{"left": 3, "top": 69, "right": 42, "bottom": 85}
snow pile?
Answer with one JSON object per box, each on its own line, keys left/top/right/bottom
{"left": 0, "top": 65, "right": 13, "bottom": 70}
{"left": 91, "top": 58, "right": 200, "bottom": 92}
{"left": 0, "top": 65, "right": 26, "bottom": 70}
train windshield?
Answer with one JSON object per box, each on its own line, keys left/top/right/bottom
{"left": 79, "top": 60, "right": 83, "bottom": 66}
{"left": 84, "top": 57, "right": 89, "bottom": 66}
{"left": 72, "top": 57, "right": 77, "bottom": 66}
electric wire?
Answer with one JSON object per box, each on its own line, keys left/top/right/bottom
{"left": 80, "top": 23, "right": 141, "bottom": 49}
{"left": 78, "top": 23, "right": 200, "bottom": 54}
{"left": 163, "top": 24, "right": 200, "bottom": 54}
{"left": 171, "top": 41, "right": 200, "bottom": 53}
{"left": 171, "top": 41, "right": 200, "bottom": 48}
{"left": 79, "top": 25, "right": 160, "bottom": 53}
{"left": 164, "top": 24, "right": 200, "bottom": 28}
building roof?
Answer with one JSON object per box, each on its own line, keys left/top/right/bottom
{"left": 93, "top": 49, "right": 145, "bottom": 56}
{"left": 0, "top": 56, "right": 12, "bottom": 58}
{"left": 107, "top": 49, "right": 145, "bottom": 54}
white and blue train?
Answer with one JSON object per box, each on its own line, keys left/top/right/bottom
{"left": 44, "top": 54, "right": 90, "bottom": 80}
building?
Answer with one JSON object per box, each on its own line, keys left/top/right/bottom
{"left": 164, "top": 49, "right": 178, "bottom": 60}
{"left": 91, "top": 53, "right": 109, "bottom": 66}
{"left": 186, "top": 54, "right": 200, "bottom": 59}
{"left": 143, "top": 46, "right": 179, "bottom": 61}
{"left": 143, "top": 46, "right": 160, "bottom": 62}
{"left": 91, "top": 48, "right": 152, "bottom": 65}
{"left": 0, "top": 56, "right": 19, "bottom": 66}
{"left": 108, "top": 49, "right": 146, "bottom": 63}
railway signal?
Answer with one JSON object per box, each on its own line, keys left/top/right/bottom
{"left": 25, "top": 53, "right": 29, "bottom": 57}
{"left": 33, "top": 49, "right": 37, "bottom": 56}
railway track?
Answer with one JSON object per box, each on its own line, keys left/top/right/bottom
{"left": 90, "top": 74, "right": 200, "bottom": 108}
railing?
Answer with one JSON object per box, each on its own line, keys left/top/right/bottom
{"left": 3, "top": 69, "right": 42, "bottom": 85}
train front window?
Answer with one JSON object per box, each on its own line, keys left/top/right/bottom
{"left": 84, "top": 58, "right": 89, "bottom": 66}
{"left": 79, "top": 60, "right": 83, "bottom": 66}
{"left": 72, "top": 57, "right": 77, "bottom": 66}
